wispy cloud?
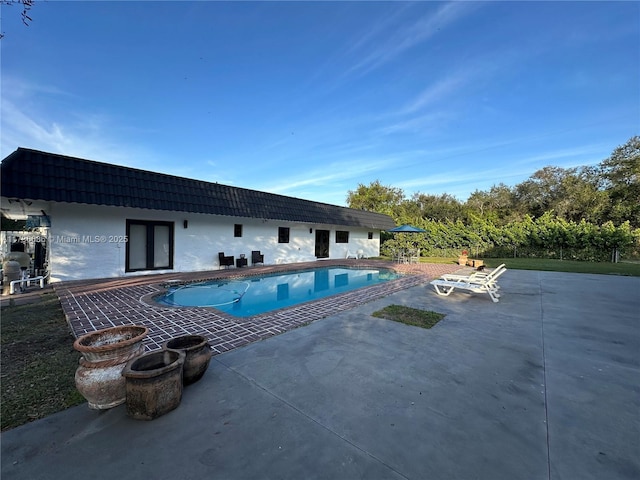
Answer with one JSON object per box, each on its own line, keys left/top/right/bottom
{"left": 345, "top": 2, "right": 479, "bottom": 79}
{"left": 392, "top": 142, "right": 610, "bottom": 200}
{"left": 2, "top": 98, "right": 129, "bottom": 164}
{"left": 283, "top": 3, "right": 484, "bottom": 138}
{"left": 0, "top": 102, "right": 112, "bottom": 161}
{"left": 2, "top": 76, "right": 75, "bottom": 100}
{"left": 377, "top": 111, "right": 453, "bottom": 136}
{"left": 373, "top": 55, "right": 506, "bottom": 137}
{"left": 261, "top": 156, "right": 394, "bottom": 196}
{"left": 510, "top": 144, "right": 609, "bottom": 168}
{"left": 1, "top": 77, "right": 160, "bottom": 168}
{"left": 342, "top": 2, "right": 416, "bottom": 58}
{"left": 370, "top": 74, "right": 468, "bottom": 137}
{"left": 399, "top": 73, "right": 469, "bottom": 116}
{"left": 398, "top": 167, "right": 525, "bottom": 191}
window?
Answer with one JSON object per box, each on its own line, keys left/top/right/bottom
{"left": 126, "top": 220, "right": 174, "bottom": 272}
{"left": 335, "top": 231, "right": 349, "bottom": 243}
{"left": 234, "top": 224, "right": 243, "bottom": 237}
{"left": 368, "top": 232, "right": 374, "bottom": 240}
{"left": 278, "top": 227, "right": 290, "bottom": 243}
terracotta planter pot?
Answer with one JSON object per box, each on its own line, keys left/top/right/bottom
{"left": 458, "top": 256, "right": 468, "bottom": 266}
{"left": 123, "top": 349, "right": 185, "bottom": 420}
{"left": 164, "top": 335, "right": 212, "bottom": 385}
{"left": 73, "top": 325, "right": 148, "bottom": 410}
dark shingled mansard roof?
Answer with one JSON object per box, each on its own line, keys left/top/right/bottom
{"left": 1, "top": 148, "right": 396, "bottom": 229}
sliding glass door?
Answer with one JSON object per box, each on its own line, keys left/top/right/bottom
{"left": 126, "top": 220, "right": 174, "bottom": 272}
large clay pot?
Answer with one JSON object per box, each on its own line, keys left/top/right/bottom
{"left": 73, "top": 325, "right": 148, "bottom": 410}
{"left": 123, "top": 349, "right": 185, "bottom": 420}
{"left": 164, "top": 335, "right": 212, "bottom": 385}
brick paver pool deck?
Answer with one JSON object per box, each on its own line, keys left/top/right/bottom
{"left": 55, "top": 260, "right": 461, "bottom": 355}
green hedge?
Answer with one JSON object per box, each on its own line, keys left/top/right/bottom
{"left": 381, "top": 214, "right": 640, "bottom": 262}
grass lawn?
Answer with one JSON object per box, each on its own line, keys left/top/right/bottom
{"left": 381, "top": 255, "right": 640, "bottom": 276}
{"left": 372, "top": 305, "right": 445, "bottom": 329}
{"left": 482, "top": 257, "right": 640, "bottom": 276}
{"left": 1, "top": 292, "right": 85, "bottom": 431}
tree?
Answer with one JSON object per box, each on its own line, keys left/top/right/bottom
{"left": 466, "top": 183, "right": 516, "bottom": 223}
{"left": 514, "top": 166, "right": 571, "bottom": 219}
{"left": 349, "top": 136, "right": 640, "bottom": 261}
{"left": 346, "top": 180, "right": 405, "bottom": 217}
{"left": 555, "top": 166, "right": 608, "bottom": 224}
{"left": 410, "top": 193, "right": 466, "bottom": 222}
{"left": 599, "top": 136, "right": 640, "bottom": 227}
{"left": 0, "top": 0, "right": 34, "bottom": 39}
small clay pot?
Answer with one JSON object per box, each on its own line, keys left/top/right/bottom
{"left": 164, "top": 335, "right": 212, "bottom": 385}
{"left": 123, "top": 349, "right": 185, "bottom": 420}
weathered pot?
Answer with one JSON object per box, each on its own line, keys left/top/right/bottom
{"left": 164, "top": 334, "right": 212, "bottom": 385}
{"left": 458, "top": 256, "right": 468, "bottom": 266}
{"left": 122, "top": 349, "right": 185, "bottom": 420}
{"left": 73, "top": 325, "right": 148, "bottom": 410}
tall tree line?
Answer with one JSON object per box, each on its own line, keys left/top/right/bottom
{"left": 347, "top": 136, "right": 640, "bottom": 261}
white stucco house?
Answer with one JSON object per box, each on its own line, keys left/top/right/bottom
{"left": 1, "top": 148, "right": 396, "bottom": 282}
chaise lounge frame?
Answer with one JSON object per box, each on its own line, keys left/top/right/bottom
{"left": 430, "top": 265, "right": 507, "bottom": 303}
{"left": 440, "top": 264, "right": 506, "bottom": 290}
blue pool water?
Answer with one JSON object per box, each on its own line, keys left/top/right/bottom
{"left": 157, "top": 267, "right": 402, "bottom": 317}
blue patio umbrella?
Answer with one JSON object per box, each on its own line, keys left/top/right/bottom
{"left": 387, "top": 225, "right": 425, "bottom": 263}
{"left": 387, "top": 224, "right": 426, "bottom": 233}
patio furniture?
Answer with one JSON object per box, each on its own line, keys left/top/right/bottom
{"left": 251, "top": 250, "right": 264, "bottom": 266}
{"left": 440, "top": 264, "right": 506, "bottom": 289}
{"left": 346, "top": 249, "right": 358, "bottom": 259}
{"left": 218, "top": 252, "right": 234, "bottom": 269}
{"left": 430, "top": 267, "right": 507, "bottom": 303}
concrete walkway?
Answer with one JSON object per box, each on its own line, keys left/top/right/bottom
{"left": 2, "top": 270, "right": 639, "bottom": 479}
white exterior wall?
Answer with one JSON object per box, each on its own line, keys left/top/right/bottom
{"left": 47, "top": 203, "right": 382, "bottom": 282}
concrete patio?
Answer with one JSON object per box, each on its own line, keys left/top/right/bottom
{"left": 1, "top": 268, "right": 639, "bottom": 479}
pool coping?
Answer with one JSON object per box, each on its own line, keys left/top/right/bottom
{"left": 55, "top": 260, "right": 462, "bottom": 356}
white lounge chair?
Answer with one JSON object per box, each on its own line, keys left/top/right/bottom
{"left": 430, "top": 266, "right": 506, "bottom": 303}
{"left": 440, "top": 264, "right": 506, "bottom": 289}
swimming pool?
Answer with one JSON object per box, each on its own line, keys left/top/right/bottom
{"left": 157, "top": 267, "right": 403, "bottom": 317}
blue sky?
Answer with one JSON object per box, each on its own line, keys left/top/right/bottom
{"left": 1, "top": 1, "right": 638, "bottom": 206}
